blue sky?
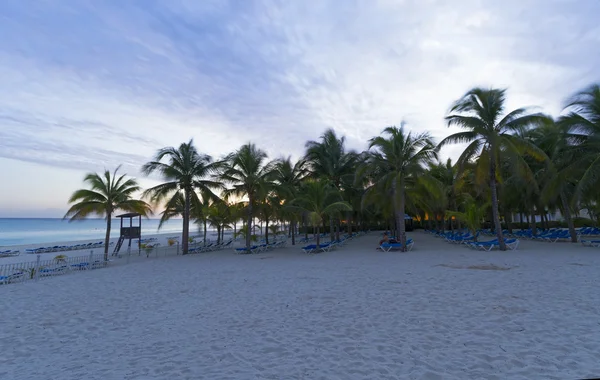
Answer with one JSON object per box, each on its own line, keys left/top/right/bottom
{"left": 0, "top": 0, "right": 599, "bottom": 217}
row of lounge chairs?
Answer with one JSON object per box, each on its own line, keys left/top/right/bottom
{"left": 0, "top": 250, "right": 20, "bottom": 257}
{"left": 25, "top": 241, "right": 110, "bottom": 254}
{"left": 234, "top": 239, "right": 288, "bottom": 254}
{"left": 189, "top": 240, "right": 234, "bottom": 253}
{"left": 505, "top": 228, "right": 573, "bottom": 242}
{"left": 429, "top": 230, "right": 520, "bottom": 251}
{"left": 301, "top": 233, "right": 363, "bottom": 254}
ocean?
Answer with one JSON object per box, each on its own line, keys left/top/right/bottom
{"left": 0, "top": 218, "right": 195, "bottom": 247}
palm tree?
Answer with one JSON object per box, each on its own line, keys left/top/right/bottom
{"left": 439, "top": 88, "right": 546, "bottom": 250}
{"left": 560, "top": 84, "right": 600, "bottom": 201}
{"left": 359, "top": 125, "right": 437, "bottom": 250}
{"left": 64, "top": 167, "right": 151, "bottom": 261}
{"left": 526, "top": 119, "right": 578, "bottom": 242}
{"left": 290, "top": 180, "right": 352, "bottom": 247}
{"left": 206, "top": 202, "right": 231, "bottom": 244}
{"left": 305, "top": 129, "right": 358, "bottom": 240}
{"left": 273, "top": 157, "right": 308, "bottom": 244}
{"left": 142, "top": 140, "right": 221, "bottom": 255}
{"left": 220, "top": 143, "right": 275, "bottom": 250}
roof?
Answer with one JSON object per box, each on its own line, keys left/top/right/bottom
{"left": 115, "top": 213, "right": 142, "bottom": 218}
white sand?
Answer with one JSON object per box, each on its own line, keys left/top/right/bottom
{"left": 1, "top": 231, "right": 600, "bottom": 379}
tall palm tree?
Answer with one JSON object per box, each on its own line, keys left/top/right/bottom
{"left": 64, "top": 166, "right": 151, "bottom": 261}
{"left": 220, "top": 143, "right": 275, "bottom": 250}
{"left": 290, "top": 180, "right": 352, "bottom": 247}
{"left": 560, "top": 84, "right": 600, "bottom": 201}
{"left": 142, "top": 140, "right": 221, "bottom": 254}
{"left": 273, "top": 157, "right": 308, "bottom": 244}
{"left": 439, "top": 88, "right": 546, "bottom": 250}
{"left": 305, "top": 129, "right": 358, "bottom": 240}
{"left": 359, "top": 125, "right": 437, "bottom": 250}
{"left": 526, "top": 119, "right": 578, "bottom": 242}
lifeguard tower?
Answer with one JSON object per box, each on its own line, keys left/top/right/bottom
{"left": 113, "top": 213, "right": 142, "bottom": 255}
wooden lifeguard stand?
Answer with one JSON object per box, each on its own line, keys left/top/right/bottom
{"left": 113, "top": 213, "right": 142, "bottom": 255}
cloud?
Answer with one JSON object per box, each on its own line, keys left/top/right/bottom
{"left": 0, "top": 0, "right": 598, "bottom": 176}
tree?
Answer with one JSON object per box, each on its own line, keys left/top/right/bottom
{"left": 439, "top": 88, "right": 545, "bottom": 250}
{"left": 273, "top": 157, "right": 308, "bottom": 245}
{"left": 305, "top": 129, "right": 358, "bottom": 240}
{"left": 526, "top": 119, "right": 578, "bottom": 242}
{"left": 560, "top": 84, "right": 600, "bottom": 202}
{"left": 220, "top": 143, "right": 275, "bottom": 250}
{"left": 206, "top": 202, "right": 231, "bottom": 244}
{"left": 142, "top": 140, "right": 221, "bottom": 255}
{"left": 64, "top": 166, "right": 151, "bottom": 261}
{"left": 359, "top": 125, "right": 437, "bottom": 251}
{"left": 290, "top": 180, "right": 352, "bottom": 247}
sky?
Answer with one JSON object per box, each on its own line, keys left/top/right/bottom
{"left": 0, "top": 0, "right": 599, "bottom": 218}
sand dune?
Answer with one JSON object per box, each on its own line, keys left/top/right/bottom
{"left": 1, "top": 232, "right": 600, "bottom": 379}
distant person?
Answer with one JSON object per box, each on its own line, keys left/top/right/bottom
{"left": 378, "top": 232, "right": 389, "bottom": 248}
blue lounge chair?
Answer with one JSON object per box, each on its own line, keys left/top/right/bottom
{"left": 468, "top": 238, "right": 519, "bottom": 251}
{"left": 379, "top": 239, "right": 414, "bottom": 252}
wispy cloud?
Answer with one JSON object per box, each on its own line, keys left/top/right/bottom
{"left": 0, "top": 0, "right": 598, "bottom": 175}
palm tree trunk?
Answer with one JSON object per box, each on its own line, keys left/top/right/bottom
{"left": 519, "top": 212, "right": 524, "bottom": 229}
{"left": 329, "top": 218, "right": 334, "bottom": 241}
{"left": 335, "top": 218, "right": 340, "bottom": 241}
{"left": 392, "top": 178, "right": 407, "bottom": 251}
{"left": 529, "top": 205, "right": 537, "bottom": 236}
{"left": 265, "top": 217, "right": 269, "bottom": 244}
{"left": 104, "top": 214, "right": 111, "bottom": 261}
{"left": 183, "top": 189, "right": 191, "bottom": 255}
{"left": 316, "top": 226, "right": 320, "bottom": 247}
{"left": 291, "top": 220, "right": 296, "bottom": 245}
{"left": 540, "top": 209, "right": 547, "bottom": 230}
{"left": 246, "top": 196, "right": 253, "bottom": 250}
{"left": 398, "top": 183, "right": 407, "bottom": 251}
{"left": 560, "top": 192, "right": 577, "bottom": 243}
{"left": 505, "top": 211, "right": 513, "bottom": 234}
{"left": 347, "top": 212, "right": 352, "bottom": 235}
{"left": 489, "top": 158, "right": 506, "bottom": 250}
{"left": 203, "top": 220, "right": 207, "bottom": 246}
{"left": 304, "top": 213, "right": 309, "bottom": 240}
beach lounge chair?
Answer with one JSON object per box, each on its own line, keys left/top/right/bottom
{"left": 301, "top": 244, "right": 331, "bottom": 254}
{"left": 39, "top": 265, "right": 69, "bottom": 277}
{"left": 469, "top": 238, "right": 519, "bottom": 251}
{"left": 379, "top": 239, "right": 414, "bottom": 252}
{"left": 0, "top": 271, "right": 25, "bottom": 284}
{"left": 581, "top": 240, "right": 600, "bottom": 247}
{"left": 234, "top": 246, "right": 260, "bottom": 254}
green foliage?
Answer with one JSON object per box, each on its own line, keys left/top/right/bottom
{"left": 446, "top": 195, "right": 490, "bottom": 238}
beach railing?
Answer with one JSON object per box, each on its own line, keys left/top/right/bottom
{"left": 0, "top": 252, "right": 108, "bottom": 285}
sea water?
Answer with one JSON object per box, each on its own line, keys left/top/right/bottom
{"left": 0, "top": 218, "right": 190, "bottom": 246}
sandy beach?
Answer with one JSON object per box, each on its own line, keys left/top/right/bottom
{"left": 1, "top": 231, "right": 599, "bottom": 379}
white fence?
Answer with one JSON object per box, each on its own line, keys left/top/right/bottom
{"left": 0, "top": 241, "right": 232, "bottom": 285}
{"left": 0, "top": 252, "right": 108, "bottom": 285}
